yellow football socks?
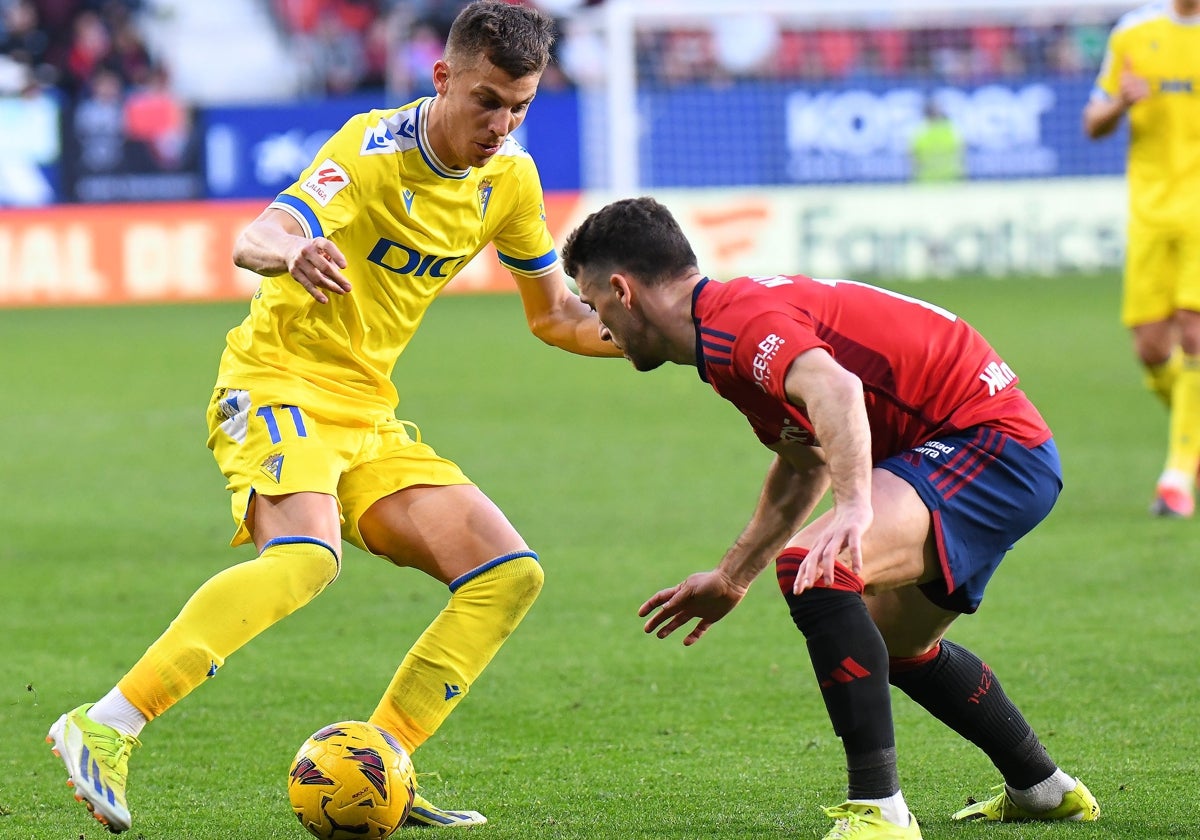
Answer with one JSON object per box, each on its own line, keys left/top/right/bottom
{"left": 370, "top": 552, "right": 543, "bottom": 754}
{"left": 1144, "top": 352, "right": 1181, "bottom": 407}
{"left": 1165, "top": 354, "right": 1200, "bottom": 477}
{"left": 118, "top": 538, "right": 339, "bottom": 719}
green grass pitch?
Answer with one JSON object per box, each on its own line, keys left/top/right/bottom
{"left": 1, "top": 274, "right": 1196, "bottom": 839}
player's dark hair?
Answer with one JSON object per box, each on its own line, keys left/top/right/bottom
{"left": 446, "top": 1, "right": 555, "bottom": 78}
{"left": 562, "top": 196, "right": 699, "bottom": 287}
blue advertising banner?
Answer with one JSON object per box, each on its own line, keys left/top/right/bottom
{"left": 203, "top": 95, "right": 383, "bottom": 200}
{"left": 202, "top": 90, "right": 580, "bottom": 199}
{"left": 640, "top": 76, "right": 1127, "bottom": 188}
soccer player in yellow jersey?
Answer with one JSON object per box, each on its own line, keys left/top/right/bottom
{"left": 1085, "top": 0, "right": 1200, "bottom": 517}
{"left": 45, "top": 2, "right": 618, "bottom": 833}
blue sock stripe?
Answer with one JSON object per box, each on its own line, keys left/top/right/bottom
{"left": 448, "top": 550, "right": 539, "bottom": 593}
{"left": 261, "top": 536, "right": 339, "bottom": 564}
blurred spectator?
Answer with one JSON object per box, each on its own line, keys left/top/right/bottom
{"left": 910, "top": 97, "right": 965, "bottom": 183}
{"left": 1071, "top": 21, "right": 1109, "bottom": 70}
{"left": 1047, "top": 25, "right": 1086, "bottom": 75}
{"left": 274, "top": 0, "right": 323, "bottom": 34}
{"left": 868, "top": 28, "right": 909, "bottom": 76}
{"left": 359, "top": 13, "right": 392, "bottom": 90}
{"left": 110, "top": 17, "right": 152, "bottom": 87}
{"left": 123, "top": 62, "right": 189, "bottom": 168}
{"left": 73, "top": 66, "right": 125, "bottom": 173}
{"left": 307, "top": 8, "right": 370, "bottom": 95}
{"left": 817, "top": 29, "right": 862, "bottom": 78}
{"left": 970, "top": 25, "right": 1013, "bottom": 77}
{"left": 658, "top": 28, "right": 717, "bottom": 85}
{"left": 2, "top": 0, "right": 49, "bottom": 71}
{"left": 393, "top": 19, "right": 442, "bottom": 97}
{"left": 64, "top": 11, "right": 111, "bottom": 92}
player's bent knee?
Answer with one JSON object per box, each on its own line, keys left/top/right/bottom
{"left": 775, "top": 547, "right": 808, "bottom": 596}
{"left": 260, "top": 536, "right": 341, "bottom": 597}
{"left": 887, "top": 642, "right": 942, "bottom": 682}
{"left": 775, "top": 547, "right": 865, "bottom": 597}
{"left": 449, "top": 551, "right": 544, "bottom": 627}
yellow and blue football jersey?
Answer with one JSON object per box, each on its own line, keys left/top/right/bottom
{"left": 1093, "top": 1, "right": 1200, "bottom": 228}
{"left": 217, "top": 97, "right": 557, "bottom": 422}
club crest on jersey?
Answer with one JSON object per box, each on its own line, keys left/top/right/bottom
{"left": 478, "top": 178, "right": 493, "bottom": 219}
{"left": 301, "top": 158, "right": 349, "bottom": 206}
{"left": 261, "top": 453, "right": 284, "bottom": 483}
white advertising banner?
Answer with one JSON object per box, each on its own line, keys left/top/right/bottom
{"left": 584, "top": 177, "right": 1127, "bottom": 282}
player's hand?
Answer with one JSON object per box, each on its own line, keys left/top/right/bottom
{"left": 287, "top": 237, "right": 351, "bottom": 303}
{"left": 1118, "top": 56, "right": 1151, "bottom": 108}
{"left": 638, "top": 570, "right": 747, "bottom": 646}
{"left": 791, "top": 500, "right": 871, "bottom": 595}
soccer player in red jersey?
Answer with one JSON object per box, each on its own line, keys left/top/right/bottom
{"left": 561, "top": 197, "right": 1099, "bottom": 840}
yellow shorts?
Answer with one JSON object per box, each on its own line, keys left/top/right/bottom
{"left": 1121, "top": 221, "right": 1200, "bottom": 328}
{"left": 206, "top": 387, "right": 472, "bottom": 552}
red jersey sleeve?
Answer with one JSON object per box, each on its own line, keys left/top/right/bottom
{"left": 730, "top": 311, "right": 831, "bottom": 406}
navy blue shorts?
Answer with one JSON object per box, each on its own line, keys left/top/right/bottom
{"left": 876, "top": 427, "right": 1062, "bottom": 614}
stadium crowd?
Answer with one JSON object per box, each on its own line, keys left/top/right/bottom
{"left": 0, "top": 0, "right": 153, "bottom": 95}
{"left": 0, "top": 0, "right": 1114, "bottom": 103}
{"left": 274, "top": 1, "right": 1114, "bottom": 94}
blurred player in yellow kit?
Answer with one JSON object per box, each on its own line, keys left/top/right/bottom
{"left": 45, "top": 2, "right": 617, "bottom": 833}
{"left": 1084, "top": 0, "right": 1200, "bottom": 516}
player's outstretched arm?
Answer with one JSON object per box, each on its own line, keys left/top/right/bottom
{"left": 639, "top": 454, "right": 827, "bottom": 646}
{"left": 512, "top": 266, "right": 623, "bottom": 357}
{"left": 717, "top": 452, "right": 829, "bottom": 581}
{"left": 233, "top": 208, "right": 351, "bottom": 304}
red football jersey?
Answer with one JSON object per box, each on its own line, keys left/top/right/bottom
{"left": 691, "top": 275, "right": 1051, "bottom": 460}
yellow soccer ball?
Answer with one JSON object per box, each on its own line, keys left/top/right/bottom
{"left": 287, "top": 721, "right": 416, "bottom": 840}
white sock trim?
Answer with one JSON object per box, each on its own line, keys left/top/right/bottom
{"left": 851, "top": 791, "right": 910, "bottom": 827}
{"left": 1008, "top": 769, "right": 1074, "bottom": 812}
{"left": 89, "top": 687, "right": 148, "bottom": 738}
{"left": 1159, "top": 469, "right": 1192, "bottom": 491}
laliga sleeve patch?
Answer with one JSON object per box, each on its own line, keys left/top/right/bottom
{"left": 300, "top": 158, "right": 350, "bottom": 206}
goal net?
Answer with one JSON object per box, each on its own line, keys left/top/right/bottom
{"left": 564, "top": 0, "right": 1130, "bottom": 193}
